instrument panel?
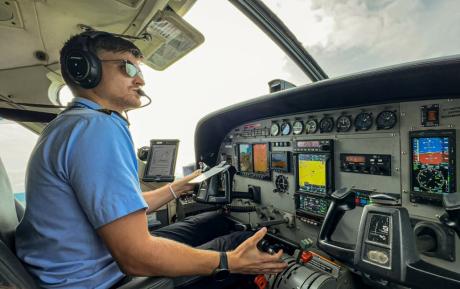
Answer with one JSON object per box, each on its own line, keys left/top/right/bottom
{"left": 217, "top": 98, "right": 460, "bottom": 274}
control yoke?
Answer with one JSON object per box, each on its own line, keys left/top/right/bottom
{"left": 318, "top": 187, "right": 460, "bottom": 289}
{"left": 439, "top": 192, "right": 460, "bottom": 238}
{"left": 192, "top": 162, "right": 260, "bottom": 205}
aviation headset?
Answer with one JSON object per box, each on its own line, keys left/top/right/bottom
{"left": 61, "top": 31, "right": 117, "bottom": 89}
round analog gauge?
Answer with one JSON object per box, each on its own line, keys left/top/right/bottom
{"left": 319, "top": 117, "right": 334, "bottom": 133}
{"left": 275, "top": 175, "right": 289, "bottom": 193}
{"left": 336, "top": 115, "right": 352, "bottom": 132}
{"left": 417, "top": 169, "right": 445, "bottom": 192}
{"left": 281, "top": 122, "right": 292, "bottom": 135}
{"left": 305, "top": 119, "right": 318, "bottom": 134}
{"left": 270, "top": 123, "right": 280, "bottom": 136}
{"left": 292, "top": 120, "right": 304, "bottom": 135}
{"left": 354, "top": 112, "right": 373, "bottom": 131}
{"left": 376, "top": 111, "right": 397, "bottom": 130}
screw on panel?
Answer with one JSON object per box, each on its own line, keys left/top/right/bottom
{"left": 402, "top": 151, "right": 407, "bottom": 155}
{"left": 401, "top": 112, "right": 406, "bottom": 117}
{"left": 395, "top": 168, "right": 400, "bottom": 172}
{"left": 402, "top": 189, "right": 408, "bottom": 193}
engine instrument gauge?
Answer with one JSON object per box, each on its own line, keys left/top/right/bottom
{"left": 292, "top": 120, "right": 304, "bottom": 135}
{"left": 305, "top": 119, "right": 318, "bottom": 134}
{"left": 270, "top": 123, "right": 280, "bottom": 136}
{"left": 336, "top": 115, "right": 352, "bottom": 132}
{"left": 376, "top": 111, "right": 397, "bottom": 130}
{"left": 281, "top": 122, "right": 292, "bottom": 135}
{"left": 319, "top": 117, "right": 334, "bottom": 133}
{"left": 354, "top": 112, "right": 373, "bottom": 131}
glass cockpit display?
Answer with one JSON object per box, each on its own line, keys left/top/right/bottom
{"left": 270, "top": 151, "right": 290, "bottom": 172}
{"left": 238, "top": 144, "right": 253, "bottom": 172}
{"left": 410, "top": 130, "right": 456, "bottom": 204}
{"left": 253, "top": 143, "right": 269, "bottom": 174}
{"left": 297, "top": 154, "right": 328, "bottom": 195}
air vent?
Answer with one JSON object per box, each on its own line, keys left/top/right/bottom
{"left": 114, "top": 0, "right": 143, "bottom": 8}
{"left": 0, "top": 0, "right": 23, "bottom": 28}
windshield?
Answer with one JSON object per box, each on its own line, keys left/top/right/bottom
{"left": 129, "top": 0, "right": 309, "bottom": 175}
{"left": 262, "top": 0, "right": 460, "bottom": 77}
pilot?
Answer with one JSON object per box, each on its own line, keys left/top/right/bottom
{"left": 14, "top": 31, "right": 287, "bottom": 289}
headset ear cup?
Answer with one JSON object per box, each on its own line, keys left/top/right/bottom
{"left": 65, "top": 49, "right": 102, "bottom": 89}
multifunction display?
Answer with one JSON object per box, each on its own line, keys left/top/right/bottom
{"left": 297, "top": 154, "right": 329, "bottom": 195}
{"left": 270, "top": 151, "right": 290, "bottom": 172}
{"left": 253, "top": 144, "right": 269, "bottom": 173}
{"left": 295, "top": 139, "right": 333, "bottom": 196}
{"left": 238, "top": 144, "right": 253, "bottom": 172}
{"left": 237, "top": 143, "right": 271, "bottom": 180}
{"left": 410, "top": 130, "right": 456, "bottom": 204}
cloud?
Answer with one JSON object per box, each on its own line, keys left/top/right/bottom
{"left": 279, "top": 0, "right": 460, "bottom": 77}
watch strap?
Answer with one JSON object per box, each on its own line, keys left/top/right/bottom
{"left": 219, "top": 252, "right": 228, "bottom": 270}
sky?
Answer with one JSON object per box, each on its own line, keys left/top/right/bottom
{"left": 265, "top": 0, "right": 460, "bottom": 77}
{"left": 1, "top": 0, "right": 459, "bottom": 193}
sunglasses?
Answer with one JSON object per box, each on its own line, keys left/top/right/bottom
{"left": 100, "top": 59, "right": 144, "bottom": 80}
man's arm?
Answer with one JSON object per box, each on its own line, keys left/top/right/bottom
{"left": 142, "top": 170, "right": 200, "bottom": 213}
{"left": 97, "top": 210, "right": 287, "bottom": 277}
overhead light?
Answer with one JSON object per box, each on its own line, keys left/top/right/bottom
{"left": 134, "top": 8, "right": 204, "bottom": 70}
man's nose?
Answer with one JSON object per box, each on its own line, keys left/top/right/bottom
{"left": 134, "top": 74, "right": 145, "bottom": 86}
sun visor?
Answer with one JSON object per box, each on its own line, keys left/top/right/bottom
{"left": 134, "top": 9, "right": 204, "bottom": 71}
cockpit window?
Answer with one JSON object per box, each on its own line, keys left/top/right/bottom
{"left": 129, "top": 1, "right": 310, "bottom": 174}
{"left": 262, "top": 0, "right": 460, "bottom": 77}
{"left": 0, "top": 119, "right": 38, "bottom": 205}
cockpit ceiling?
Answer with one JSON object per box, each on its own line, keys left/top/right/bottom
{"left": 0, "top": 0, "right": 190, "bottom": 70}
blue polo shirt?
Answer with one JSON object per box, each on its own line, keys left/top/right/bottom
{"left": 15, "top": 97, "right": 148, "bottom": 289}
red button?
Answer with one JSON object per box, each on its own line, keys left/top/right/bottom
{"left": 300, "top": 251, "right": 313, "bottom": 263}
{"left": 254, "top": 275, "right": 268, "bottom": 289}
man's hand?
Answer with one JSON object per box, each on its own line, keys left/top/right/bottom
{"left": 227, "top": 227, "right": 288, "bottom": 275}
{"left": 175, "top": 169, "right": 202, "bottom": 196}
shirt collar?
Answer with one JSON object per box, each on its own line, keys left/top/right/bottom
{"left": 67, "top": 97, "right": 130, "bottom": 126}
{"left": 69, "top": 97, "right": 102, "bottom": 110}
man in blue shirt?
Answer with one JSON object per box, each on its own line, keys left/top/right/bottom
{"left": 15, "top": 31, "right": 287, "bottom": 289}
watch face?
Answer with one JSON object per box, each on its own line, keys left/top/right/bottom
{"left": 214, "top": 268, "right": 230, "bottom": 281}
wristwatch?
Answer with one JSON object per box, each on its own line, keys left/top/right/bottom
{"left": 212, "top": 252, "right": 230, "bottom": 281}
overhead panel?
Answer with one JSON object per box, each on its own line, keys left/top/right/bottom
{"left": 0, "top": 0, "right": 23, "bottom": 29}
